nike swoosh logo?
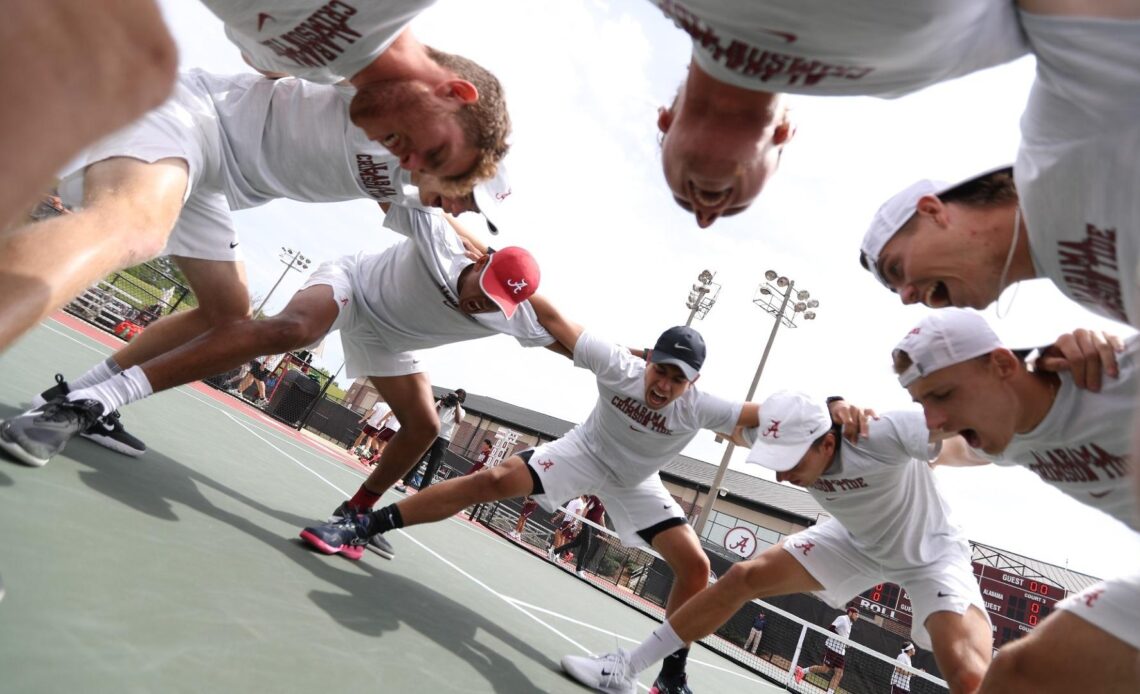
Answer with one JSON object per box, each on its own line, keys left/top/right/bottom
{"left": 758, "top": 28, "right": 797, "bottom": 43}
{"left": 229, "top": 241, "right": 239, "bottom": 248}
{"left": 1089, "top": 490, "right": 1111, "bottom": 499}
{"left": 601, "top": 670, "right": 612, "bottom": 676}
{"left": 672, "top": 343, "right": 690, "bottom": 351}
{"left": 825, "top": 496, "right": 838, "bottom": 501}
{"left": 937, "top": 591, "right": 953, "bottom": 598}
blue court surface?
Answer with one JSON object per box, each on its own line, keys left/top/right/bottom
{"left": 0, "top": 317, "right": 778, "bottom": 693}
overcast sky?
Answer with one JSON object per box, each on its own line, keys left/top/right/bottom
{"left": 156, "top": 0, "right": 1139, "bottom": 580}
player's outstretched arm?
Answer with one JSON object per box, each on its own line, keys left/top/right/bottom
{"left": 527, "top": 295, "right": 583, "bottom": 357}
{"left": 442, "top": 213, "right": 488, "bottom": 259}
{"left": 1036, "top": 328, "right": 1124, "bottom": 392}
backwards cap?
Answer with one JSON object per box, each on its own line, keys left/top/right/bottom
{"left": 860, "top": 166, "right": 1012, "bottom": 287}
{"left": 893, "top": 309, "right": 1003, "bottom": 387}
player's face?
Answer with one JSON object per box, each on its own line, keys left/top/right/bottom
{"left": 876, "top": 215, "right": 1002, "bottom": 310}
{"left": 352, "top": 81, "right": 479, "bottom": 179}
{"left": 415, "top": 173, "right": 478, "bottom": 215}
{"left": 906, "top": 357, "right": 1019, "bottom": 453}
{"left": 657, "top": 99, "right": 792, "bottom": 228}
{"left": 455, "top": 258, "right": 501, "bottom": 315}
{"left": 774, "top": 438, "right": 834, "bottom": 488}
{"left": 643, "top": 363, "right": 692, "bottom": 409}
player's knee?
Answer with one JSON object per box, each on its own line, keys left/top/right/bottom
{"left": 978, "top": 641, "right": 1030, "bottom": 692}
{"left": 720, "top": 562, "right": 765, "bottom": 599}
{"left": 258, "top": 315, "right": 322, "bottom": 352}
{"left": 674, "top": 550, "right": 710, "bottom": 589}
{"left": 943, "top": 652, "right": 988, "bottom": 694}
{"left": 200, "top": 295, "right": 253, "bottom": 326}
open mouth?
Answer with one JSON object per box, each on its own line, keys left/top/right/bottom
{"left": 924, "top": 280, "right": 951, "bottom": 308}
{"left": 646, "top": 388, "right": 668, "bottom": 408}
{"left": 960, "top": 428, "right": 981, "bottom": 449}
{"left": 690, "top": 186, "right": 732, "bottom": 208}
{"left": 382, "top": 133, "right": 406, "bottom": 155}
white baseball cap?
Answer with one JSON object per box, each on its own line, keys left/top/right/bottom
{"left": 893, "top": 309, "right": 1003, "bottom": 387}
{"left": 860, "top": 166, "right": 1012, "bottom": 288}
{"left": 745, "top": 391, "right": 832, "bottom": 473}
{"left": 472, "top": 162, "right": 512, "bottom": 235}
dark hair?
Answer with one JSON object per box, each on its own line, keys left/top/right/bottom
{"left": 809, "top": 423, "right": 842, "bottom": 451}
{"left": 482, "top": 438, "right": 492, "bottom": 446}
{"left": 939, "top": 167, "right": 1017, "bottom": 208}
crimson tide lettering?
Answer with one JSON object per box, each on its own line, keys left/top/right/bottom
{"left": 355, "top": 154, "right": 395, "bottom": 199}
{"left": 1028, "top": 443, "right": 1129, "bottom": 483}
{"left": 1057, "top": 224, "right": 1126, "bottom": 322}
{"left": 609, "top": 396, "right": 673, "bottom": 434}
{"left": 656, "top": 0, "right": 874, "bottom": 87}
{"left": 811, "top": 477, "right": 870, "bottom": 493}
{"left": 260, "top": 1, "right": 361, "bottom": 70}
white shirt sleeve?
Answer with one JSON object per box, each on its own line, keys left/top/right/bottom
{"left": 572, "top": 331, "right": 628, "bottom": 377}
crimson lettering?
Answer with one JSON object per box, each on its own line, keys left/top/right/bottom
{"left": 1057, "top": 224, "right": 1127, "bottom": 322}
{"left": 260, "top": 1, "right": 362, "bottom": 69}
{"left": 1029, "top": 443, "right": 1129, "bottom": 483}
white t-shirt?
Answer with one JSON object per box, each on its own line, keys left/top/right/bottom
{"left": 365, "top": 401, "right": 391, "bottom": 428}
{"left": 652, "top": 0, "right": 1026, "bottom": 97}
{"left": 824, "top": 614, "right": 852, "bottom": 654}
{"left": 892, "top": 651, "right": 914, "bottom": 690}
{"left": 437, "top": 401, "right": 464, "bottom": 441}
{"left": 563, "top": 331, "right": 741, "bottom": 487}
{"left": 200, "top": 0, "right": 435, "bottom": 84}
{"left": 805, "top": 412, "right": 964, "bottom": 570}
{"left": 563, "top": 497, "right": 587, "bottom": 520}
{"left": 1017, "top": 12, "right": 1140, "bottom": 328}
{"left": 980, "top": 337, "right": 1138, "bottom": 530}
{"left": 348, "top": 205, "right": 555, "bottom": 354}
{"left": 186, "top": 71, "right": 413, "bottom": 210}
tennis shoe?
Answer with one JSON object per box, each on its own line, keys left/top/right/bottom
{"left": 254, "top": 398, "right": 269, "bottom": 407}
{"left": 328, "top": 501, "right": 397, "bottom": 559}
{"left": 562, "top": 649, "right": 635, "bottom": 694}
{"left": 0, "top": 398, "right": 104, "bottom": 467}
{"left": 649, "top": 672, "right": 692, "bottom": 694}
{"left": 300, "top": 514, "right": 373, "bottom": 560}
{"left": 32, "top": 375, "right": 146, "bottom": 457}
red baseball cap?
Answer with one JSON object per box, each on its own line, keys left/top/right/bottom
{"left": 478, "top": 246, "right": 540, "bottom": 319}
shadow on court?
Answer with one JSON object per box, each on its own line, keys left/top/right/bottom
{"left": 3, "top": 431, "right": 560, "bottom": 693}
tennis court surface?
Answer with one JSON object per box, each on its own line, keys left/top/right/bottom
{"left": 0, "top": 316, "right": 775, "bottom": 694}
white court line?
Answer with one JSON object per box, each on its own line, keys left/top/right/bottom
{"left": 505, "top": 598, "right": 763, "bottom": 684}
{"left": 37, "top": 320, "right": 755, "bottom": 689}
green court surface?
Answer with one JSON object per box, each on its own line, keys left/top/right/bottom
{"left": 0, "top": 318, "right": 779, "bottom": 694}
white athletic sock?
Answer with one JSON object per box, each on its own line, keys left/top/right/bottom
{"left": 628, "top": 621, "right": 685, "bottom": 675}
{"left": 71, "top": 357, "right": 123, "bottom": 390}
{"left": 68, "top": 366, "right": 153, "bottom": 414}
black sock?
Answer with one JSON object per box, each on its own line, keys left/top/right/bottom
{"left": 659, "top": 647, "right": 689, "bottom": 679}
{"left": 364, "top": 504, "right": 404, "bottom": 535}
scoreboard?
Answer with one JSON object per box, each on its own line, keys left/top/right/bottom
{"left": 971, "top": 562, "right": 1066, "bottom": 647}
{"left": 854, "top": 562, "right": 1067, "bottom": 648}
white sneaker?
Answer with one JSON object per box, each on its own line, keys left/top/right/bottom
{"left": 547, "top": 546, "right": 556, "bottom": 561}
{"left": 561, "top": 649, "right": 636, "bottom": 694}
{"left": 576, "top": 570, "right": 587, "bottom": 579}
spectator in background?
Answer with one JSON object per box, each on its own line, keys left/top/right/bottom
{"left": 362, "top": 412, "right": 402, "bottom": 468}
{"left": 892, "top": 642, "right": 918, "bottom": 694}
{"left": 743, "top": 612, "right": 766, "bottom": 655}
{"left": 547, "top": 495, "right": 587, "bottom": 562}
{"left": 353, "top": 399, "right": 396, "bottom": 457}
{"left": 552, "top": 494, "right": 606, "bottom": 578}
{"left": 510, "top": 496, "right": 539, "bottom": 540}
{"left": 234, "top": 354, "right": 282, "bottom": 407}
{"left": 465, "top": 438, "right": 494, "bottom": 475}
{"left": 401, "top": 389, "right": 466, "bottom": 491}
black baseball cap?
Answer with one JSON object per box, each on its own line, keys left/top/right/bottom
{"left": 649, "top": 326, "right": 706, "bottom": 381}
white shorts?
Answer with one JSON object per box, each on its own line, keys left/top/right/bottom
{"left": 299, "top": 257, "right": 424, "bottom": 380}
{"left": 1056, "top": 572, "right": 1140, "bottom": 650}
{"left": 524, "top": 437, "right": 686, "bottom": 549}
{"left": 56, "top": 73, "right": 242, "bottom": 263}
{"left": 783, "top": 520, "right": 987, "bottom": 650}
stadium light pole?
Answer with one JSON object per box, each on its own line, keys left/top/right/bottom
{"left": 255, "top": 247, "right": 311, "bottom": 317}
{"left": 692, "top": 269, "right": 820, "bottom": 536}
{"left": 684, "top": 269, "right": 720, "bottom": 327}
